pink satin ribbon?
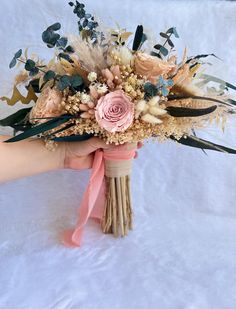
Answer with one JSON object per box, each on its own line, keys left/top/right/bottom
{"left": 62, "top": 146, "right": 136, "bottom": 247}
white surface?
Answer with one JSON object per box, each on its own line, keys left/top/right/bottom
{"left": 1, "top": 1, "right": 236, "bottom": 308}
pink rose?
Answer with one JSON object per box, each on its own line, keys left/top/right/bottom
{"left": 95, "top": 90, "right": 134, "bottom": 133}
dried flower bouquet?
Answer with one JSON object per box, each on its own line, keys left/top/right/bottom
{"left": 1, "top": 1, "right": 236, "bottom": 246}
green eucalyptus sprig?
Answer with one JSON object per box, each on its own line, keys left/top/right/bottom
{"left": 42, "top": 23, "right": 74, "bottom": 63}
{"left": 152, "top": 27, "right": 179, "bottom": 59}
{"left": 9, "top": 49, "right": 46, "bottom": 76}
{"left": 68, "top": 1, "right": 101, "bottom": 42}
{"left": 9, "top": 49, "right": 84, "bottom": 92}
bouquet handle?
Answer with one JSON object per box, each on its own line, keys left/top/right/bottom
{"left": 62, "top": 143, "right": 137, "bottom": 247}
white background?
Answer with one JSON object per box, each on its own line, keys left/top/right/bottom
{"left": 1, "top": 0, "right": 236, "bottom": 308}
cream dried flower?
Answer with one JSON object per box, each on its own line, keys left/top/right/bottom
{"left": 80, "top": 93, "right": 91, "bottom": 104}
{"left": 97, "top": 83, "right": 109, "bottom": 94}
{"left": 88, "top": 72, "right": 98, "bottom": 82}
{"left": 135, "top": 96, "right": 167, "bottom": 124}
{"left": 109, "top": 46, "right": 134, "bottom": 66}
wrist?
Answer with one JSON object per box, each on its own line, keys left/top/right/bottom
{"left": 56, "top": 141, "right": 67, "bottom": 170}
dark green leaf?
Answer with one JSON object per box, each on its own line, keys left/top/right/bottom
{"left": 56, "top": 37, "right": 68, "bottom": 48}
{"left": 44, "top": 70, "right": 56, "bottom": 82}
{"left": 26, "top": 79, "right": 40, "bottom": 93}
{"left": 160, "top": 32, "right": 169, "bottom": 39}
{"left": 139, "top": 33, "right": 147, "bottom": 49}
{"left": 167, "top": 94, "right": 231, "bottom": 107}
{"left": 9, "top": 58, "right": 17, "bottom": 69}
{"left": 159, "top": 46, "right": 168, "bottom": 56}
{"left": 186, "top": 54, "right": 219, "bottom": 64}
{"left": 25, "top": 59, "right": 36, "bottom": 71}
{"left": 166, "top": 105, "right": 217, "bottom": 117}
{"left": 172, "top": 27, "right": 179, "bottom": 38}
{"left": 167, "top": 38, "right": 174, "bottom": 48}
{"left": 151, "top": 51, "right": 162, "bottom": 58}
{"left": 29, "top": 67, "right": 39, "bottom": 76}
{"left": 227, "top": 99, "right": 236, "bottom": 106}
{"left": 65, "top": 45, "right": 74, "bottom": 53}
{"left": 57, "top": 75, "right": 71, "bottom": 90}
{"left": 154, "top": 44, "right": 162, "bottom": 50}
{"left": 11, "top": 123, "right": 32, "bottom": 132}
{"left": 132, "top": 25, "right": 144, "bottom": 51}
{"left": 42, "top": 31, "right": 60, "bottom": 47}
{"left": 166, "top": 27, "right": 179, "bottom": 38}
{"left": 69, "top": 1, "right": 74, "bottom": 6}
{"left": 170, "top": 135, "right": 236, "bottom": 154}
{"left": 144, "top": 82, "right": 158, "bottom": 97}
{"left": 46, "top": 123, "right": 76, "bottom": 137}
{"left": 70, "top": 75, "right": 83, "bottom": 88}
{"left": 53, "top": 133, "right": 94, "bottom": 142}
{"left": 58, "top": 53, "right": 73, "bottom": 63}
{"left": 15, "top": 49, "right": 22, "bottom": 59}
{"left": 47, "top": 22, "right": 61, "bottom": 31}
{"left": 83, "top": 19, "right": 88, "bottom": 27}
{"left": 4, "top": 116, "right": 72, "bottom": 143}
{"left": 0, "top": 108, "right": 32, "bottom": 127}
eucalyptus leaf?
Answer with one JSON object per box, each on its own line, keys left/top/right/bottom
{"left": 15, "top": 49, "right": 22, "bottom": 59}
{"left": 65, "top": 45, "right": 74, "bottom": 53}
{"left": 173, "top": 27, "right": 179, "bottom": 38}
{"left": 160, "top": 32, "right": 169, "bottom": 39}
{"left": 43, "top": 70, "right": 56, "bottom": 82}
{"left": 9, "top": 58, "right": 17, "bottom": 69}
{"left": 58, "top": 53, "right": 73, "bottom": 63}
{"left": 57, "top": 75, "right": 71, "bottom": 90}
{"left": 56, "top": 37, "right": 68, "bottom": 48}
{"left": 42, "top": 30, "right": 60, "bottom": 48}
{"left": 144, "top": 82, "right": 158, "bottom": 97}
{"left": 47, "top": 22, "right": 61, "bottom": 31}
{"left": 29, "top": 67, "right": 39, "bottom": 76}
{"left": 25, "top": 59, "right": 36, "bottom": 71}
{"left": 154, "top": 44, "right": 162, "bottom": 50}
{"left": 70, "top": 75, "right": 83, "bottom": 88}
{"left": 167, "top": 38, "right": 174, "bottom": 48}
{"left": 159, "top": 46, "right": 168, "bottom": 56}
{"left": 151, "top": 51, "right": 162, "bottom": 58}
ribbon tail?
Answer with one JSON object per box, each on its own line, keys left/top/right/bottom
{"left": 90, "top": 178, "right": 106, "bottom": 222}
{"left": 62, "top": 150, "right": 105, "bottom": 247}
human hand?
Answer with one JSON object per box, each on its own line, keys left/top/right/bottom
{"left": 63, "top": 138, "right": 143, "bottom": 170}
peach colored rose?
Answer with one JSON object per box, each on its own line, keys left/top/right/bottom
{"left": 134, "top": 52, "right": 176, "bottom": 83}
{"left": 95, "top": 90, "right": 134, "bottom": 133}
{"left": 30, "top": 87, "right": 63, "bottom": 123}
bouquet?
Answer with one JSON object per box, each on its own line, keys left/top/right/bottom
{"left": 1, "top": 1, "right": 236, "bottom": 247}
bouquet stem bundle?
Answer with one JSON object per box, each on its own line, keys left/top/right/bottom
{"left": 101, "top": 144, "right": 136, "bottom": 237}
{"left": 101, "top": 175, "right": 133, "bottom": 237}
